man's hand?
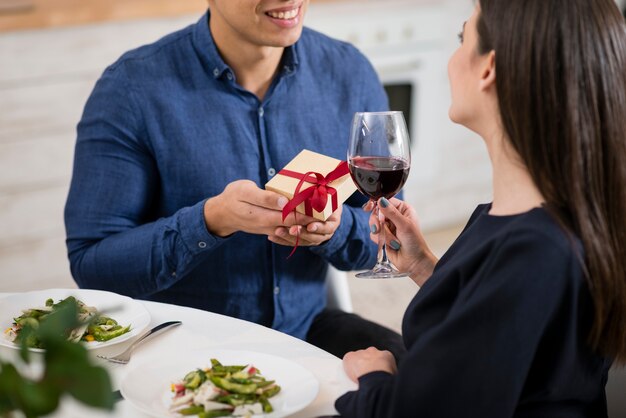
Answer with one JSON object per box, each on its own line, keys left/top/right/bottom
{"left": 203, "top": 180, "right": 319, "bottom": 237}
{"left": 268, "top": 204, "right": 343, "bottom": 247}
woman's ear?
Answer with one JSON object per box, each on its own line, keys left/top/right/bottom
{"left": 478, "top": 50, "right": 496, "bottom": 91}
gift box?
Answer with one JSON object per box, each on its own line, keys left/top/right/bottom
{"left": 265, "top": 149, "right": 357, "bottom": 221}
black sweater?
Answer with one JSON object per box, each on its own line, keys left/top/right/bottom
{"left": 336, "top": 204, "right": 610, "bottom": 417}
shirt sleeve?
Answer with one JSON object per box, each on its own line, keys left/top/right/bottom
{"left": 64, "top": 63, "right": 224, "bottom": 298}
{"left": 335, "top": 228, "right": 581, "bottom": 417}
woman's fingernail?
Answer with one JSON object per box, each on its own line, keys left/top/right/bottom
{"left": 380, "top": 198, "right": 389, "bottom": 208}
{"left": 309, "top": 224, "right": 318, "bottom": 232}
{"left": 362, "top": 202, "right": 369, "bottom": 209}
{"left": 370, "top": 224, "right": 378, "bottom": 234}
{"left": 278, "top": 197, "right": 288, "bottom": 209}
{"left": 389, "top": 240, "right": 401, "bottom": 250}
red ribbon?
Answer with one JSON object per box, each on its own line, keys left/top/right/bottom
{"left": 279, "top": 161, "right": 350, "bottom": 257}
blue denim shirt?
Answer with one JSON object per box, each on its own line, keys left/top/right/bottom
{"left": 65, "top": 12, "right": 387, "bottom": 339}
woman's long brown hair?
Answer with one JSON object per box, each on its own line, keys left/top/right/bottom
{"left": 477, "top": 0, "right": 626, "bottom": 363}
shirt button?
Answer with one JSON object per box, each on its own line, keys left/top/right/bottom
{"left": 198, "top": 241, "right": 207, "bottom": 249}
{"left": 258, "top": 107, "right": 264, "bottom": 117}
{"left": 267, "top": 167, "right": 276, "bottom": 177}
{"left": 226, "top": 72, "right": 233, "bottom": 80}
{"left": 273, "top": 286, "right": 280, "bottom": 295}
{"left": 213, "top": 68, "right": 220, "bottom": 77}
{"left": 171, "top": 271, "right": 177, "bottom": 277}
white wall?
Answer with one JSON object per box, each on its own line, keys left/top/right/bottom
{"left": 0, "top": 15, "right": 199, "bottom": 292}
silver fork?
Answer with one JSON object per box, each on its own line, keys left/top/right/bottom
{"left": 97, "top": 320, "right": 182, "bottom": 364}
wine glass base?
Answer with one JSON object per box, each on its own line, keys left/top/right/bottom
{"left": 355, "top": 264, "right": 408, "bottom": 279}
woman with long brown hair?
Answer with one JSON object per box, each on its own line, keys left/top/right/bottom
{"left": 335, "top": 0, "right": 626, "bottom": 416}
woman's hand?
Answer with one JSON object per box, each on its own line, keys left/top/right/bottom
{"left": 343, "top": 347, "right": 398, "bottom": 383}
{"left": 366, "top": 197, "right": 438, "bottom": 286}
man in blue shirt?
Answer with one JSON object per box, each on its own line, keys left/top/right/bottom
{"left": 65, "top": 0, "right": 405, "bottom": 360}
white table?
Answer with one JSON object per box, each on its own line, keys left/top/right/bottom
{"left": 0, "top": 293, "right": 356, "bottom": 418}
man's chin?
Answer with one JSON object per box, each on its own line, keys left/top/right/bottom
{"left": 264, "top": 29, "right": 304, "bottom": 48}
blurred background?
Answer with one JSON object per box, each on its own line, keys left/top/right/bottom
{"left": 0, "top": 0, "right": 484, "bottom": 319}
{"left": 0, "top": 0, "right": 625, "bottom": 415}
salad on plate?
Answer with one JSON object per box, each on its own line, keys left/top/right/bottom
{"left": 170, "top": 358, "right": 281, "bottom": 417}
{"left": 4, "top": 296, "right": 131, "bottom": 349}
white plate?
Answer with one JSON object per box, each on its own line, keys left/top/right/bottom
{"left": 0, "top": 288, "right": 150, "bottom": 352}
{"left": 121, "top": 349, "right": 320, "bottom": 418}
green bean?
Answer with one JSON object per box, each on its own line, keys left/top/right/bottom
{"left": 210, "top": 358, "right": 246, "bottom": 374}
{"left": 17, "top": 317, "right": 39, "bottom": 329}
{"left": 92, "top": 325, "right": 130, "bottom": 341}
{"left": 254, "top": 379, "right": 275, "bottom": 388}
{"left": 183, "top": 370, "right": 205, "bottom": 389}
{"left": 212, "top": 365, "right": 246, "bottom": 374}
{"left": 215, "top": 393, "right": 257, "bottom": 406}
{"left": 209, "top": 376, "right": 257, "bottom": 394}
{"left": 230, "top": 377, "right": 253, "bottom": 385}
{"left": 198, "top": 410, "right": 233, "bottom": 418}
{"left": 178, "top": 405, "right": 205, "bottom": 415}
{"left": 230, "top": 370, "right": 252, "bottom": 380}
{"left": 260, "top": 396, "right": 273, "bottom": 413}
{"left": 261, "top": 384, "right": 281, "bottom": 398}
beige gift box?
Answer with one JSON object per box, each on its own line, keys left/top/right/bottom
{"left": 265, "top": 149, "right": 357, "bottom": 221}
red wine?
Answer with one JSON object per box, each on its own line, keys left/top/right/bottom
{"left": 349, "top": 156, "right": 410, "bottom": 200}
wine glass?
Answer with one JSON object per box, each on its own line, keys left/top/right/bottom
{"left": 347, "top": 111, "right": 411, "bottom": 278}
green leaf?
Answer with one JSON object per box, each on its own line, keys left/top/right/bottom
{"left": 66, "top": 366, "right": 114, "bottom": 409}
{"left": 44, "top": 335, "right": 91, "bottom": 367}
{"left": 2, "top": 297, "right": 114, "bottom": 416}
{"left": 19, "top": 325, "right": 34, "bottom": 362}
{"left": 0, "top": 362, "right": 21, "bottom": 413}
{"left": 0, "top": 362, "right": 60, "bottom": 418}
{"left": 19, "top": 381, "right": 60, "bottom": 418}
{"left": 36, "top": 298, "right": 81, "bottom": 341}
{"left": 42, "top": 333, "right": 114, "bottom": 410}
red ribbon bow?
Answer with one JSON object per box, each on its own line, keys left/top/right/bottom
{"left": 279, "top": 161, "right": 350, "bottom": 257}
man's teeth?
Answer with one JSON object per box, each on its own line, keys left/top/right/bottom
{"left": 267, "top": 8, "right": 298, "bottom": 20}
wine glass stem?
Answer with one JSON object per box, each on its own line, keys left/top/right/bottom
{"left": 375, "top": 202, "right": 391, "bottom": 266}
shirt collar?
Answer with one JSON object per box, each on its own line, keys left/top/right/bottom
{"left": 192, "top": 11, "right": 230, "bottom": 79}
{"left": 192, "top": 11, "right": 300, "bottom": 80}
{"left": 281, "top": 40, "right": 299, "bottom": 76}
